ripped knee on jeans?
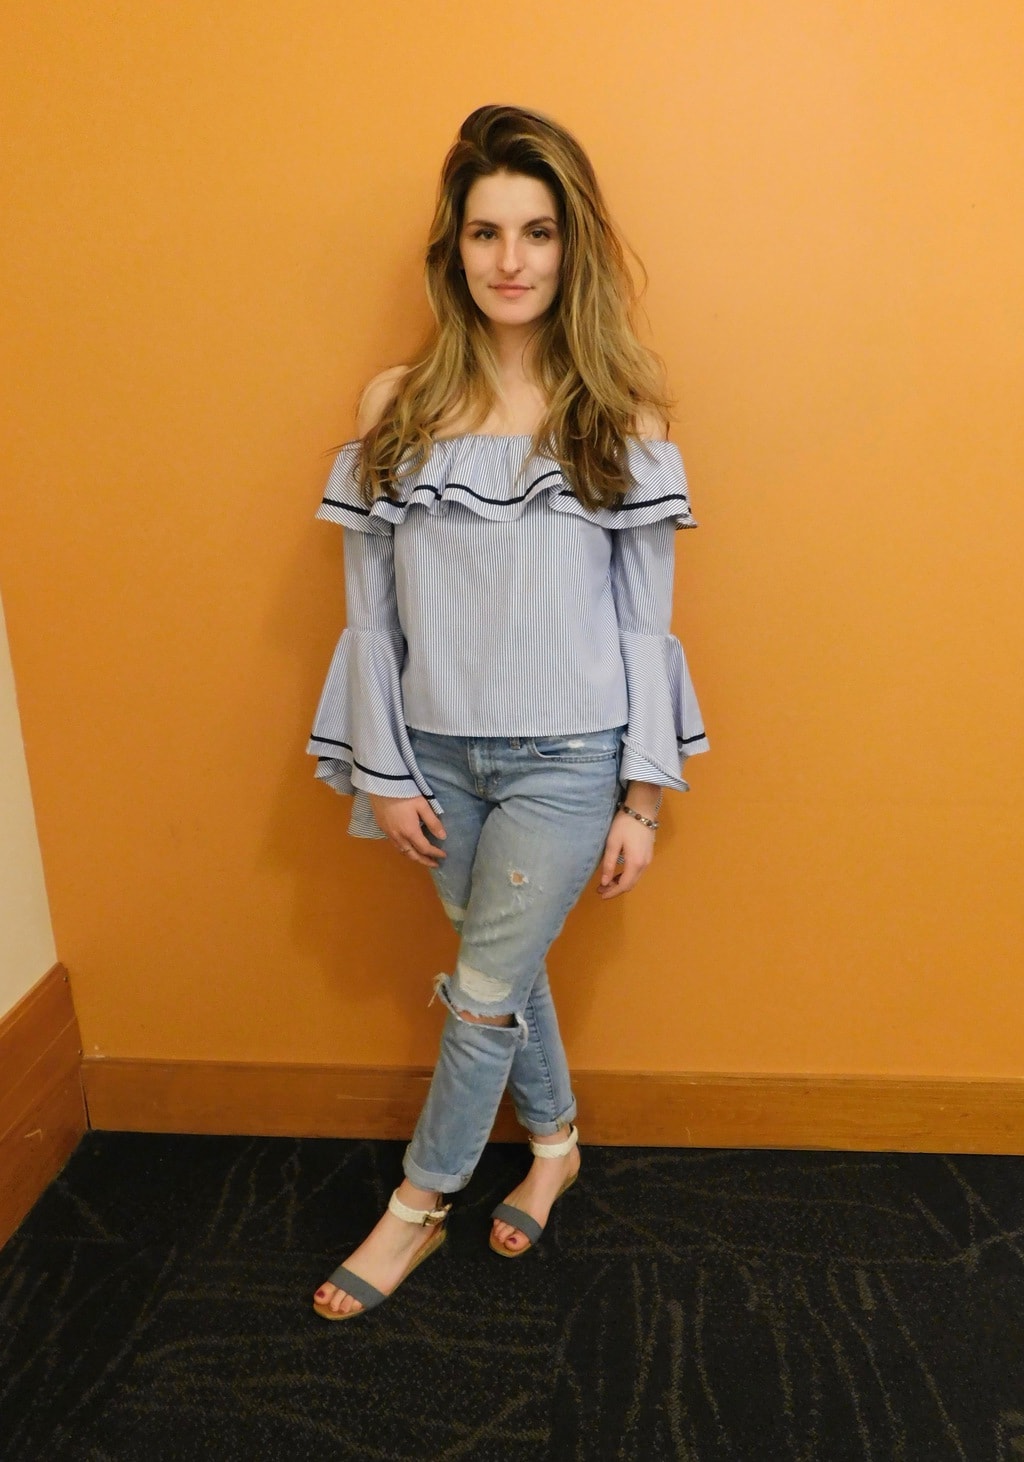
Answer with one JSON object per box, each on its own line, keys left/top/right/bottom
{"left": 454, "top": 1007, "right": 514, "bottom": 1027}
{"left": 431, "top": 970, "right": 527, "bottom": 1041}
{"left": 454, "top": 957, "right": 512, "bottom": 1006}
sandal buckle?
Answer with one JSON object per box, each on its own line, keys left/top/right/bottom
{"left": 388, "top": 1189, "right": 451, "bottom": 1227}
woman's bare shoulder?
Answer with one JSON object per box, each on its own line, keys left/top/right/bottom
{"left": 633, "top": 405, "right": 669, "bottom": 442}
{"left": 356, "top": 365, "right": 411, "bottom": 435}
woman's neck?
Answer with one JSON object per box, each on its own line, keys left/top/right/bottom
{"left": 489, "top": 318, "right": 542, "bottom": 377}
{"left": 487, "top": 326, "right": 546, "bottom": 432}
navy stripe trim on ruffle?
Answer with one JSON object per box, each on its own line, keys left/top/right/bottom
{"left": 311, "top": 737, "right": 416, "bottom": 782}
{"left": 322, "top": 480, "right": 691, "bottom": 516}
{"left": 322, "top": 498, "right": 371, "bottom": 515}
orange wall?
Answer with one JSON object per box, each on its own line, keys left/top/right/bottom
{"left": 1, "top": 2, "right": 1022, "bottom": 1076}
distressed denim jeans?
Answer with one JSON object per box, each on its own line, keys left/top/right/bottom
{"left": 402, "top": 726, "right": 624, "bottom": 1193}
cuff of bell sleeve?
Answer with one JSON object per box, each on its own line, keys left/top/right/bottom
{"left": 619, "top": 740, "right": 691, "bottom": 793}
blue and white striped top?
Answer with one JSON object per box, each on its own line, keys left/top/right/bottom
{"left": 307, "top": 434, "right": 708, "bottom": 837}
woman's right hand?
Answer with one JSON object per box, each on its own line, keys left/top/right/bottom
{"left": 369, "top": 794, "right": 446, "bottom": 867}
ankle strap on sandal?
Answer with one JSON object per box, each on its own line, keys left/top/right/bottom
{"left": 388, "top": 1189, "right": 451, "bottom": 1227}
{"left": 528, "top": 1123, "right": 579, "bottom": 1160}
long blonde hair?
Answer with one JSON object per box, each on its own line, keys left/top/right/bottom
{"left": 358, "top": 104, "right": 670, "bottom": 511}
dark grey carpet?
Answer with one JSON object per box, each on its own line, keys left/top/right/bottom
{"left": 2, "top": 1133, "right": 1024, "bottom": 1460}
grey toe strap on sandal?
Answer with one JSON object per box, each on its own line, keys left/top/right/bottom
{"left": 490, "top": 1202, "right": 544, "bottom": 1247}
{"left": 323, "top": 1262, "right": 389, "bottom": 1312}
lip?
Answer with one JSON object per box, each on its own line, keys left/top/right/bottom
{"left": 491, "top": 284, "right": 531, "bottom": 296}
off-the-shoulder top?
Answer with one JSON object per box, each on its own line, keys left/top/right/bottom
{"left": 307, "top": 434, "right": 708, "bottom": 838}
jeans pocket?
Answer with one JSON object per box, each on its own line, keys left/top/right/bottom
{"left": 527, "top": 728, "right": 623, "bottom": 763}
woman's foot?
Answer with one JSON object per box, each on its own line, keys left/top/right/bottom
{"left": 313, "top": 1181, "right": 447, "bottom": 1318}
{"left": 491, "top": 1125, "right": 581, "bottom": 1256}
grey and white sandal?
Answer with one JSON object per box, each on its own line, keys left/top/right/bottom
{"left": 489, "top": 1124, "right": 580, "bottom": 1258}
{"left": 313, "top": 1189, "right": 450, "bottom": 1320}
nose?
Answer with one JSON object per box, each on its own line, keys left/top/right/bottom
{"left": 498, "top": 235, "right": 522, "bottom": 274}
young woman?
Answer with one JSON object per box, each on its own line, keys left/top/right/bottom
{"left": 307, "top": 105, "right": 708, "bottom": 1319}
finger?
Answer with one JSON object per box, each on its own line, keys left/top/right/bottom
{"left": 406, "top": 821, "right": 445, "bottom": 859}
{"left": 417, "top": 827, "right": 448, "bottom": 860}
{"left": 393, "top": 825, "right": 445, "bottom": 865}
{"left": 616, "top": 863, "right": 644, "bottom": 895}
{"left": 418, "top": 805, "right": 447, "bottom": 841}
{"left": 389, "top": 830, "right": 439, "bottom": 862}
{"left": 386, "top": 810, "right": 442, "bottom": 852}
{"left": 599, "top": 858, "right": 647, "bottom": 900}
{"left": 598, "top": 857, "right": 628, "bottom": 895}
{"left": 599, "top": 839, "right": 624, "bottom": 887}
{"left": 392, "top": 840, "right": 441, "bottom": 867}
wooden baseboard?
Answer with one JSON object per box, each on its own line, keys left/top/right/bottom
{"left": 0, "top": 964, "right": 86, "bottom": 1247}
{"left": 81, "top": 1055, "right": 1024, "bottom": 1155}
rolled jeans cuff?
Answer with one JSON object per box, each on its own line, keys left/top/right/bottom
{"left": 402, "top": 1148, "right": 476, "bottom": 1195}
{"left": 516, "top": 1100, "right": 578, "bottom": 1138}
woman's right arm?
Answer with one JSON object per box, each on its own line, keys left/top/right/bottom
{"left": 352, "top": 366, "right": 446, "bottom": 866}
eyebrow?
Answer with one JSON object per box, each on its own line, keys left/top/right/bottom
{"left": 464, "top": 216, "right": 559, "bottom": 229}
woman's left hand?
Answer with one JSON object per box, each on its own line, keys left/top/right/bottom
{"left": 597, "top": 811, "right": 656, "bottom": 900}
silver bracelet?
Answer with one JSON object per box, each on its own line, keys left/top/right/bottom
{"left": 619, "top": 803, "right": 660, "bottom": 831}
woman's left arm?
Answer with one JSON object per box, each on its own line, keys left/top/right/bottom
{"left": 597, "top": 513, "right": 701, "bottom": 900}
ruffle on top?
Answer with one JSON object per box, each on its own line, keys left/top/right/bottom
{"left": 316, "top": 434, "right": 697, "bottom": 533}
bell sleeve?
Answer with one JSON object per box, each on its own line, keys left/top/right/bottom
{"left": 610, "top": 519, "right": 709, "bottom": 793}
{"left": 307, "top": 516, "right": 439, "bottom": 840}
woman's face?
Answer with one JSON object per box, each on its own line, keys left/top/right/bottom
{"left": 458, "top": 170, "right": 562, "bottom": 334}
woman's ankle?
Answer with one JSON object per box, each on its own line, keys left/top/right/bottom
{"left": 530, "top": 1123, "right": 573, "bottom": 1147}
{"left": 395, "top": 1178, "right": 442, "bottom": 1210}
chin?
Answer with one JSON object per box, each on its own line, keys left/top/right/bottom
{"left": 484, "top": 302, "right": 550, "bottom": 326}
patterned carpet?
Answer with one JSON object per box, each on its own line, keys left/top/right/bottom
{"left": 3, "top": 1132, "right": 1024, "bottom": 1460}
